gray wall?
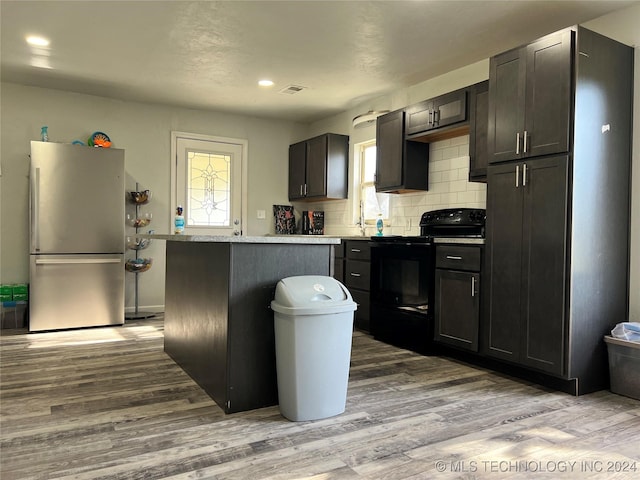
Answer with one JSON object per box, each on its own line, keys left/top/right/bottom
{"left": 0, "top": 84, "right": 308, "bottom": 312}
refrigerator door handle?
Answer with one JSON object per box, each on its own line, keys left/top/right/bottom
{"left": 35, "top": 258, "right": 122, "bottom": 265}
{"left": 32, "top": 167, "right": 40, "bottom": 251}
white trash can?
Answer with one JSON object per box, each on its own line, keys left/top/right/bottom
{"left": 271, "top": 275, "right": 357, "bottom": 421}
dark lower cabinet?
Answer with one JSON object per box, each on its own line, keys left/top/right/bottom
{"left": 485, "top": 156, "right": 568, "bottom": 375}
{"left": 343, "top": 240, "right": 371, "bottom": 332}
{"left": 434, "top": 244, "right": 482, "bottom": 352}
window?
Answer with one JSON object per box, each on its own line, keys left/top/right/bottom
{"left": 359, "top": 141, "right": 389, "bottom": 223}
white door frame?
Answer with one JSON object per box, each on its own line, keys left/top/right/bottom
{"left": 170, "top": 131, "right": 248, "bottom": 235}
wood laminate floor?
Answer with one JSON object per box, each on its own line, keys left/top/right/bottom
{"left": 1, "top": 316, "right": 639, "bottom": 480}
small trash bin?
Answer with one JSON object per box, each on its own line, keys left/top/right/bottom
{"left": 271, "top": 275, "right": 357, "bottom": 421}
{"left": 605, "top": 335, "right": 640, "bottom": 400}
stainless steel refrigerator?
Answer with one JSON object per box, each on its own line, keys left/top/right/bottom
{"left": 29, "top": 141, "right": 125, "bottom": 332}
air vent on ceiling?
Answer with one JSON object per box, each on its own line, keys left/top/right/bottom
{"left": 279, "top": 85, "right": 306, "bottom": 95}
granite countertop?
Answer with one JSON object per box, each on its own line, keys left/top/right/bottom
{"left": 136, "top": 233, "right": 341, "bottom": 244}
{"left": 433, "top": 237, "right": 485, "bottom": 245}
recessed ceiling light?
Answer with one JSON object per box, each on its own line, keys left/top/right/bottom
{"left": 26, "top": 36, "right": 50, "bottom": 47}
{"left": 258, "top": 79, "right": 274, "bottom": 87}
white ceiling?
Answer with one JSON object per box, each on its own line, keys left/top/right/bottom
{"left": 1, "top": 1, "right": 639, "bottom": 124}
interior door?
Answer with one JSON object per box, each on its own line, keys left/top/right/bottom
{"left": 175, "top": 136, "right": 244, "bottom": 236}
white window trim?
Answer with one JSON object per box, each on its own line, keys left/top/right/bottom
{"left": 170, "top": 131, "right": 248, "bottom": 235}
{"left": 354, "top": 139, "right": 389, "bottom": 227}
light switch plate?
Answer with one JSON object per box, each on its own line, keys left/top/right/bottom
{"left": 257, "top": 210, "right": 266, "bottom": 219}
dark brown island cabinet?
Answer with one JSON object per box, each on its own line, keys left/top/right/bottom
{"left": 484, "top": 26, "right": 633, "bottom": 395}
{"left": 288, "top": 133, "right": 349, "bottom": 201}
{"left": 163, "top": 238, "right": 337, "bottom": 413}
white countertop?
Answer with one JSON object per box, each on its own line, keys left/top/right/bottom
{"left": 136, "top": 233, "right": 341, "bottom": 244}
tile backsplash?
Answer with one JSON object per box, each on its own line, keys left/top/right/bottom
{"left": 293, "top": 135, "right": 486, "bottom": 237}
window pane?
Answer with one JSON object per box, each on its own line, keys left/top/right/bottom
{"left": 363, "top": 145, "right": 377, "bottom": 183}
{"left": 187, "top": 151, "right": 231, "bottom": 227}
{"left": 363, "top": 185, "right": 389, "bottom": 220}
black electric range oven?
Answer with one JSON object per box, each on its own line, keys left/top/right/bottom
{"left": 369, "top": 208, "right": 485, "bottom": 353}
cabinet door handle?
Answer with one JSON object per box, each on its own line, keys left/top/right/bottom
{"left": 516, "top": 132, "right": 520, "bottom": 155}
{"left": 350, "top": 272, "right": 361, "bottom": 277}
{"left": 300, "top": 185, "right": 303, "bottom": 196}
{"left": 523, "top": 130, "right": 528, "bottom": 153}
{"left": 434, "top": 110, "right": 439, "bottom": 125}
{"left": 429, "top": 110, "right": 433, "bottom": 125}
{"left": 471, "top": 276, "right": 476, "bottom": 297}
{"left": 351, "top": 248, "right": 361, "bottom": 253}
{"left": 446, "top": 255, "right": 462, "bottom": 260}
{"left": 515, "top": 165, "right": 520, "bottom": 188}
{"left": 523, "top": 163, "right": 527, "bottom": 186}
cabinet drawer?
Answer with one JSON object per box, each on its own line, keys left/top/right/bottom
{"left": 345, "top": 260, "right": 371, "bottom": 291}
{"left": 345, "top": 240, "right": 371, "bottom": 261}
{"left": 435, "top": 245, "right": 481, "bottom": 271}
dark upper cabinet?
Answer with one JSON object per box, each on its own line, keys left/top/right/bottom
{"left": 288, "top": 141, "right": 307, "bottom": 200}
{"left": 485, "top": 156, "right": 568, "bottom": 375}
{"left": 405, "top": 89, "right": 467, "bottom": 136}
{"left": 469, "top": 80, "right": 489, "bottom": 181}
{"left": 288, "top": 133, "right": 349, "bottom": 201}
{"left": 375, "top": 109, "right": 429, "bottom": 193}
{"left": 488, "top": 29, "right": 573, "bottom": 164}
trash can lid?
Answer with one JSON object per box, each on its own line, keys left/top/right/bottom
{"left": 271, "top": 275, "right": 357, "bottom": 316}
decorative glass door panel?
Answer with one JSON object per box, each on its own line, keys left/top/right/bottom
{"left": 174, "top": 135, "right": 243, "bottom": 236}
{"left": 187, "top": 151, "right": 231, "bottom": 227}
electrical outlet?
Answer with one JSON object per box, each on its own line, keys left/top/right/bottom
{"left": 257, "top": 210, "right": 266, "bottom": 219}
{"left": 405, "top": 218, "right": 411, "bottom": 231}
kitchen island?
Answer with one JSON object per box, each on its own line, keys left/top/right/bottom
{"left": 143, "top": 234, "right": 340, "bottom": 413}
